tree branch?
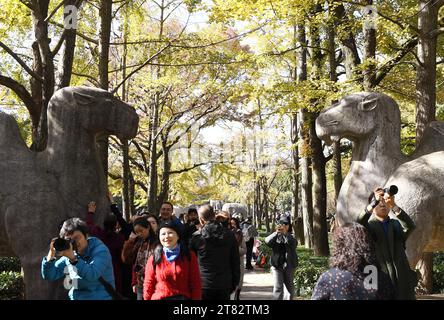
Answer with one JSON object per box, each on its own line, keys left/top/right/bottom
{"left": 165, "top": 103, "right": 222, "bottom": 150}
{"left": 132, "top": 140, "right": 149, "bottom": 171}
{"left": 163, "top": 1, "right": 183, "bottom": 22}
{"left": 169, "top": 161, "right": 215, "bottom": 175}
{"left": 376, "top": 10, "right": 418, "bottom": 34}
{"left": 71, "top": 71, "right": 100, "bottom": 86}
{"left": 374, "top": 36, "right": 418, "bottom": 86}
{"left": 19, "top": 0, "right": 34, "bottom": 10}
{"left": 51, "top": 30, "right": 67, "bottom": 57}
{"left": 50, "top": 21, "right": 99, "bottom": 44}
{"left": 145, "top": 59, "right": 249, "bottom": 67}
{"left": 44, "top": 0, "right": 65, "bottom": 22}
{"left": 111, "top": 43, "right": 172, "bottom": 94}
{"left": 0, "top": 41, "right": 43, "bottom": 82}
{"left": 429, "top": 26, "right": 444, "bottom": 37}
{"left": 0, "top": 74, "right": 39, "bottom": 123}
{"left": 108, "top": 22, "right": 264, "bottom": 48}
{"left": 170, "top": 22, "right": 269, "bottom": 50}
{"left": 109, "top": 141, "right": 147, "bottom": 173}
{"left": 108, "top": 172, "right": 147, "bottom": 192}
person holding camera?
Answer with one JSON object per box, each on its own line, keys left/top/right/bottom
{"left": 265, "top": 215, "right": 298, "bottom": 300}
{"left": 41, "top": 218, "right": 115, "bottom": 300}
{"left": 358, "top": 186, "right": 417, "bottom": 300}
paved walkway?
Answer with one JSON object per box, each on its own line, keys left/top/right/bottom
{"left": 240, "top": 268, "right": 274, "bottom": 300}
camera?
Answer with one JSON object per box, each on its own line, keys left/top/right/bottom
{"left": 383, "top": 185, "right": 398, "bottom": 196}
{"left": 53, "top": 238, "right": 75, "bottom": 252}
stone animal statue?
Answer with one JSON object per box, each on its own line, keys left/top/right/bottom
{"left": 0, "top": 86, "right": 139, "bottom": 299}
{"left": 222, "top": 203, "right": 248, "bottom": 220}
{"left": 315, "top": 92, "right": 444, "bottom": 266}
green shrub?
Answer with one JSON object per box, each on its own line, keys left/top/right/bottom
{"left": 0, "top": 271, "right": 24, "bottom": 300}
{"left": 294, "top": 248, "right": 329, "bottom": 298}
{"left": 0, "top": 257, "right": 21, "bottom": 273}
{"left": 294, "top": 264, "right": 328, "bottom": 298}
{"left": 433, "top": 252, "right": 444, "bottom": 294}
{"left": 255, "top": 236, "right": 272, "bottom": 270}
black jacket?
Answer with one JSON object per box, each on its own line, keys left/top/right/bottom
{"left": 265, "top": 232, "right": 298, "bottom": 269}
{"left": 183, "top": 222, "right": 198, "bottom": 246}
{"left": 190, "top": 221, "right": 240, "bottom": 291}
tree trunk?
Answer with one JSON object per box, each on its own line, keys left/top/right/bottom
{"left": 290, "top": 24, "right": 300, "bottom": 229}
{"left": 415, "top": 0, "right": 441, "bottom": 145}
{"left": 263, "top": 177, "right": 270, "bottom": 233}
{"left": 327, "top": 7, "right": 342, "bottom": 207}
{"left": 30, "top": 42, "right": 43, "bottom": 140}
{"left": 310, "top": 115, "right": 329, "bottom": 256}
{"left": 56, "top": 0, "right": 79, "bottom": 90}
{"left": 129, "top": 171, "right": 136, "bottom": 216}
{"left": 290, "top": 113, "right": 300, "bottom": 223}
{"left": 121, "top": 12, "right": 131, "bottom": 220}
{"left": 333, "top": 3, "right": 361, "bottom": 79}
{"left": 147, "top": 1, "right": 167, "bottom": 214}
{"left": 257, "top": 178, "right": 263, "bottom": 230}
{"left": 157, "top": 135, "right": 171, "bottom": 206}
{"left": 96, "top": 0, "right": 112, "bottom": 177}
{"left": 253, "top": 127, "right": 260, "bottom": 228}
{"left": 299, "top": 109, "right": 313, "bottom": 249}
{"left": 309, "top": 3, "right": 329, "bottom": 256}
{"left": 147, "top": 95, "right": 159, "bottom": 214}
{"left": 122, "top": 139, "right": 131, "bottom": 219}
{"left": 332, "top": 141, "right": 342, "bottom": 205}
{"left": 363, "top": 0, "right": 376, "bottom": 91}
{"left": 297, "top": 23, "right": 313, "bottom": 249}
{"left": 30, "top": 0, "right": 55, "bottom": 151}
{"left": 414, "top": 0, "right": 444, "bottom": 294}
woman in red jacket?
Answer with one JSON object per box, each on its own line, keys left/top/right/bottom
{"left": 143, "top": 221, "right": 201, "bottom": 300}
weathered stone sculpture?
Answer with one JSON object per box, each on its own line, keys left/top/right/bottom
{"left": 315, "top": 92, "right": 444, "bottom": 266}
{"left": 222, "top": 203, "right": 248, "bottom": 220}
{"left": 0, "top": 86, "right": 139, "bottom": 299}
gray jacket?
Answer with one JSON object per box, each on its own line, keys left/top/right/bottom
{"left": 265, "top": 232, "right": 298, "bottom": 269}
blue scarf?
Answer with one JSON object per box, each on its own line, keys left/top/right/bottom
{"left": 163, "top": 244, "right": 180, "bottom": 262}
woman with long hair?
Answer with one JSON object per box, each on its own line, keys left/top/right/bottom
{"left": 312, "top": 223, "right": 394, "bottom": 300}
{"left": 121, "top": 217, "right": 158, "bottom": 300}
